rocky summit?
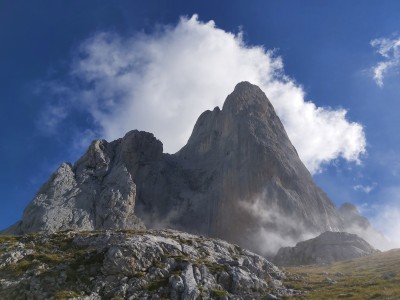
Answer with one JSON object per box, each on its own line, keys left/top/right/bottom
{"left": 2, "top": 82, "right": 347, "bottom": 255}
{"left": 0, "top": 229, "right": 299, "bottom": 299}
{"left": 0, "top": 82, "right": 390, "bottom": 299}
{"left": 273, "top": 231, "right": 377, "bottom": 266}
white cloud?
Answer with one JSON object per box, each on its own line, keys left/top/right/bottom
{"left": 45, "top": 14, "right": 366, "bottom": 174}
{"left": 240, "top": 195, "right": 315, "bottom": 255}
{"left": 35, "top": 80, "right": 75, "bottom": 134}
{"left": 39, "top": 104, "right": 69, "bottom": 134}
{"left": 353, "top": 183, "right": 377, "bottom": 194}
{"left": 71, "top": 129, "right": 98, "bottom": 153}
{"left": 370, "top": 36, "right": 400, "bottom": 86}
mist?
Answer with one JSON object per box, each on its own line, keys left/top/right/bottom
{"left": 239, "top": 194, "right": 317, "bottom": 256}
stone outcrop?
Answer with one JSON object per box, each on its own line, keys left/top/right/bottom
{"left": 2, "top": 134, "right": 149, "bottom": 234}
{"left": 3, "top": 82, "right": 346, "bottom": 255}
{"left": 0, "top": 230, "right": 299, "bottom": 299}
{"left": 273, "top": 231, "right": 377, "bottom": 266}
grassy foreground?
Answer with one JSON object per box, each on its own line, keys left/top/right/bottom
{"left": 283, "top": 249, "right": 400, "bottom": 299}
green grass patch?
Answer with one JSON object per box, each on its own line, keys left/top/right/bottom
{"left": 9, "top": 258, "right": 32, "bottom": 275}
{"left": 147, "top": 277, "right": 169, "bottom": 292}
{"left": 54, "top": 290, "right": 80, "bottom": 299}
{"left": 0, "top": 235, "right": 20, "bottom": 243}
{"left": 205, "top": 261, "right": 229, "bottom": 274}
{"left": 1, "top": 231, "right": 105, "bottom": 298}
{"left": 211, "top": 288, "right": 229, "bottom": 298}
{"left": 284, "top": 249, "right": 400, "bottom": 299}
{"left": 166, "top": 253, "right": 190, "bottom": 262}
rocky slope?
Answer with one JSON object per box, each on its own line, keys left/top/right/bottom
{"left": 3, "top": 82, "right": 345, "bottom": 254}
{"left": 0, "top": 229, "right": 298, "bottom": 299}
{"left": 274, "top": 231, "right": 377, "bottom": 266}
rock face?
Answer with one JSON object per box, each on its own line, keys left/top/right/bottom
{"left": 0, "top": 230, "right": 298, "bottom": 299}
{"left": 3, "top": 82, "right": 345, "bottom": 254}
{"left": 3, "top": 135, "right": 148, "bottom": 234}
{"left": 340, "top": 203, "right": 371, "bottom": 230}
{"left": 170, "top": 82, "right": 343, "bottom": 252}
{"left": 274, "top": 231, "right": 377, "bottom": 266}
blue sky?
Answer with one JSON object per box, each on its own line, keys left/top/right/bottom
{"left": 1, "top": 1, "right": 400, "bottom": 245}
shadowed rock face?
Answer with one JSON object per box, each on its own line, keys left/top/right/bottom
{"left": 273, "top": 231, "right": 377, "bottom": 266}
{"left": 3, "top": 82, "right": 345, "bottom": 254}
{"left": 340, "top": 203, "right": 370, "bottom": 229}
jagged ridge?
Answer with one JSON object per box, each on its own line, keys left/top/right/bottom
{"left": 4, "top": 82, "right": 352, "bottom": 255}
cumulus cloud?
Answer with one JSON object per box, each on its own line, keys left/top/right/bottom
{"left": 370, "top": 36, "right": 400, "bottom": 86}
{"left": 43, "top": 14, "right": 365, "bottom": 173}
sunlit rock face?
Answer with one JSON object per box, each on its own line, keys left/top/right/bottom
{"left": 169, "top": 82, "right": 344, "bottom": 253}
{"left": 2, "top": 133, "right": 152, "bottom": 234}
{"left": 3, "top": 82, "right": 345, "bottom": 255}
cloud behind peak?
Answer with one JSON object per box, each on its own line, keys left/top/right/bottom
{"left": 41, "top": 15, "right": 366, "bottom": 174}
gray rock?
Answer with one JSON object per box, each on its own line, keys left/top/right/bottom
{"left": 181, "top": 263, "right": 200, "bottom": 299}
{"left": 0, "top": 241, "right": 33, "bottom": 269}
{"left": 3, "top": 137, "right": 147, "bottom": 234}
{"left": 3, "top": 82, "right": 347, "bottom": 255}
{"left": 0, "top": 230, "right": 298, "bottom": 299}
{"left": 159, "top": 81, "right": 344, "bottom": 254}
{"left": 274, "top": 231, "right": 378, "bottom": 266}
{"left": 325, "top": 277, "right": 337, "bottom": 284}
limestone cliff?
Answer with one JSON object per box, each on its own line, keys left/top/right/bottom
{"left": 3, "top": 82, "right": 346, "bottom": 255}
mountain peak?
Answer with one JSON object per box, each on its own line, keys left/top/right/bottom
{"left": 232, "top": 81, "right": 267, "bottom": 94}
{"left": 233, "top": 80, "right": 260, "bottom": 92}
{"left": 222, "top": 81, "right": 274, "bottom": 116}
{"left": 3, "top": 82, "right": 345, "bottom": 255}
